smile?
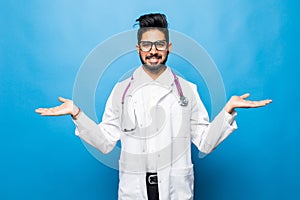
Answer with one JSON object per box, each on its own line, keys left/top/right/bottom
{"left": 146, "top": 54, "right": 162, "bottom": 64}
{"left": 145, "top": 54, "right": 162, "bottom": 60}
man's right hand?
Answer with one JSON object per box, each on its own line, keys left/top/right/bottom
{"left": 35, "top": 97, "right": 78, "bottom": 116}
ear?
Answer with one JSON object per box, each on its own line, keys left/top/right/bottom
{"left": 136, "top": 44, "right": 140, "bottom": 54}
{"left": 168, "top": 42, "right": 173, "bottom": 53}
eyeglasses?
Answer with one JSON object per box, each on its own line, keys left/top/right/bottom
{"left": 139, "top": 40, "right": 168, "bottom": 52}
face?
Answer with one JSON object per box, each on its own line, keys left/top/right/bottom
{"left": 136, "top": 29, "right": 172, "bottom": 73}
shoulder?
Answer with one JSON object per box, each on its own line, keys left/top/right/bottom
{"left": 176, "top": 75, "right": 197, "bottom": 90}
{"left": 108, "top": 76, "right": 131, "bottom": 99}
{"left": 174, "top": 75, "right": 200, "bottom": 103}
{"left": 115, "top": 66, "right": 142, "bottom": 88}
{"left": 116, "top": 76, "right": 132, "bottom": 88}
{"left": 109, "top": 66, "right": 142, "bottom": 99}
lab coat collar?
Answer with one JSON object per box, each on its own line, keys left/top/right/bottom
{"left": 132, "top": 65, "right": 175, "bottom": 88}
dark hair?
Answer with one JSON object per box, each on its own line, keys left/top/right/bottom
{"left": 135, "top": 13, "right": 169, "bottom": 43}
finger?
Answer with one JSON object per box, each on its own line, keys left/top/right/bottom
{"left": 263, "top": 99, "right": 273, "bottom": 105}
{"left": 240, "top": 93, "right": 250, "bottom": 99}
{"left": 35, "top": 108, "right": 49, "bottom": 113}
{"left": 35, "top": 107, "right": 58, "bottom": 113}
{"left": 35, "top": 109, "right": 50, "bottom": 115}
{"left": 40, "top": 111, "right": 59, "bottom": 116}
{"left": 262, "top": 99, "right": 272, "bottom": 104}
{"left": 254, "top": 99, "right": 272, "bottom": 105}
{"left": 58, "top": 96, "right": 68, "bottom": 103}
{"left": 35, "top": 108, "right": 48, "bottom": 113}
{"left": 35, "top": 108, "right": 43, "bottom": 114}
{"left": 248, "top": 100, "right": 272, "bottom": 107}
{"left": 37, "top": 108, "right": 62, "bottom": 116}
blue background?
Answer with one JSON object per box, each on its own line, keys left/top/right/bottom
{"left": 1, "top": 0, "right": 299, "bottom": 199}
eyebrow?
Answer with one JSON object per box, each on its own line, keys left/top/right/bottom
{"left": 140, "top": 40, "right": 167, "bottom": 42}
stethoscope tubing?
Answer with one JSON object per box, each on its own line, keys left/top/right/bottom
{"left": 121, "top": 70, "right": 188, "bottom": 106}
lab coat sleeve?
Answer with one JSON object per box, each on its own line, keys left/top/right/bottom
{"left": 72, "top": 86, "right": 121, "bottom": 154}
{"left": 190, "top": 84, "right": 237, "bottom": 155}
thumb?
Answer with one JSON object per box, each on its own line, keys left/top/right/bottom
{"left": 58, "top": 96, "right": 69, "bottom": 103}
{"left": 240, "top": 93, "right": 250, "bottom": 99}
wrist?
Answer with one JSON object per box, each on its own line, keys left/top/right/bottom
{"left": 224, "top": 103, "right": 234, "bottom": 114}
{"left": 71, "top": 106, "right": 81, "bottom": 120}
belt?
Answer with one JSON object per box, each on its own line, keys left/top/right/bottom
{"left": 146, "top": 172, "right": 159, "bottom": 200}
{"left": 146, "top": 172, "right": 158, "bottom": 185}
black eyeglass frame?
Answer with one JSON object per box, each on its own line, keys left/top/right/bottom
{"left": 138, "top": 40, "right": 169, "bottom": 52}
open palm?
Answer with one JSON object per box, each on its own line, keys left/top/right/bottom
{"left": 35, "top": 97, "right": 75, "bottom": 116}
{"left": 225, "top": 93, "right": 272, "bottom": 113}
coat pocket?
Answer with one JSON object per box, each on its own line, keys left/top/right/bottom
{"left": 118, "top": 161, "right": 146, "bottom": 200}
{"left": 170, "top": 165, "right": 194, "bottom": 200}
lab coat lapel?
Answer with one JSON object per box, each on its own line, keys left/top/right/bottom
{"left": 127, "top": 66, "right": 175, "bottom": 99}
{"left": 155, "top": 67, "right": 175, "bottom": 88}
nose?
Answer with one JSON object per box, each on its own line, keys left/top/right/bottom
{"left": 149, "top": 43, "right": 158, "bottom": 54}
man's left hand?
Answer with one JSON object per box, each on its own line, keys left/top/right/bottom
{"left": 224, "top": 93, "right": 272, "bottom": 114}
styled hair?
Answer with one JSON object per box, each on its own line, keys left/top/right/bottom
{"left": 135, "top": 13, "right": 169, "bottom": 43}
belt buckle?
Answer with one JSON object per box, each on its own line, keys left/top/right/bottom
{"left": 148, "top": 174, "right": 158, "bottom": 185}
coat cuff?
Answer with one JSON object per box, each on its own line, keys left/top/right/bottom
{"left": 223, "top": 109, "right": 237, "bottom": 127}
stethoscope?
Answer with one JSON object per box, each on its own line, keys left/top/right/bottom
{"left": 121, "top": 70, "right": 188, "bottom": 107}
{"left": 120, "top": 70, "right": 188, "bottom": 132}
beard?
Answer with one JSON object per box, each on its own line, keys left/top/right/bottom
{"left": 139, "top": 52, "right": 169, "bottom": 73}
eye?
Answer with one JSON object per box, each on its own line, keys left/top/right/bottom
{"left": 140, "top": 41, "right": 151, "bottom": 48}
{"left": 156, "top": 41, "right": 167, "bottom": 48}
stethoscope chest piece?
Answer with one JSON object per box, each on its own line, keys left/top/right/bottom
{"left": 179, "top": 96, "right": 188, "bottom": 107}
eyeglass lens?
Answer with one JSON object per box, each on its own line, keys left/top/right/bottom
{"left": 139, "top": 41, "right": 168, "bottom": 52}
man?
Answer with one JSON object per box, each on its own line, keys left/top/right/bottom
{"left": 35, "top": 13, "right": 272, "bottom": 200}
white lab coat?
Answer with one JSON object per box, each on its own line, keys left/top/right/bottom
{"left": 73, "top": 66, "right": 237, "bottom": 200}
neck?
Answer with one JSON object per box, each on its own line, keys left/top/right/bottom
{"left": 142, "top": 65, "right": 167, "bottom": 80}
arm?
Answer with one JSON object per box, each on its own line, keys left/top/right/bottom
{"left": 35, "top": 94, "right": 121, "bottom": 154}
{"left": 190, "top": 87, "right": 272, "bottom": 155}
{"left": 189, "top": 87, "right": 237, "bottom": 155}
{"left": 72, "top": 92, "right": 121, "bottom": 154}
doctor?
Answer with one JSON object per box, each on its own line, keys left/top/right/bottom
{"left": 36, "top": 13, "right": 272, "bottom": 200}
